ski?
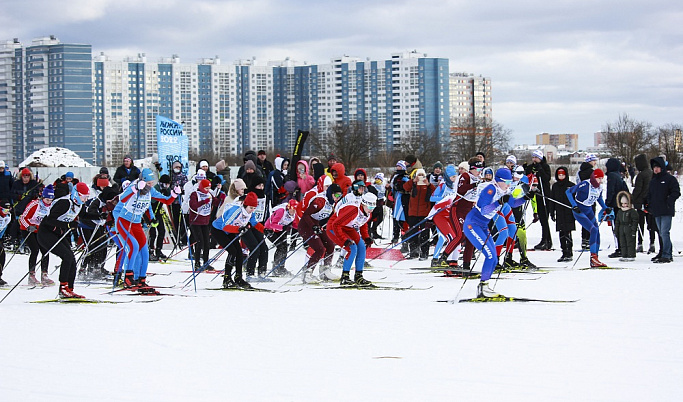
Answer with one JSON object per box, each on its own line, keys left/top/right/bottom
{"left": 495, "top": 268, "right": 549, "bottom": 274}
{"left": 436, "top": 296, "right": 579, "bottom": 303}
{"left": 206, "top": 287, "right": 286, "bottom": 293}
{"left": 578, "top": 266, "right": 629, "bottom": 270}
{"left": 526, "top": 248, "right": 556, "bottom": 252}
{"left": 315, "top": 284, "right": 432, "bottom": 291}
{"left": 29, "top": 298, "right": 162, "bottom": 304}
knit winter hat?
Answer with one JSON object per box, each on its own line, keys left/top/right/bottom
{"left": 199, "top": 179, "right": 211, "bottom": 192}
{"left": 215, "top": 160, "right": 226, "bottom": 172}
{"left": 65, "top": 171, "right": 74, "bottom": 179}
{"left": 506, "top": 155, "right": 517, "bottom": 165}
{"left": 21, "top": 168, "right": 31, "bottom": 176}
{"left": 590, "top": 169, "right": 604, "bottom": 188}
{"left": 159, "top": 174, "right": 171, "bottom": 184}
{"left": 76, "top": 181, "right": 90, "bottom": 196}
{"left": 433, "top": 161, "right": 443, "bottom": 170}
{"left": 396, "top": 160, "right": 407, "bottom": 171}
{"left": 42, "top": 184, "right": 55, "bottom": 199}
{"left": 585, "top": 153, "right": 598, "bottom": 162}
{"left": 140, "top": 168, "right": 155, "bottom": 182}
{"left": 199, "top": 160, "right": 209, "bottom": 168}
{"left": 495, "top": 168, "right": 512, "bottom": 183}
{"left": 532, "top": 150, "right": 544, "bottom": 160}
{"left": 458, "top": 161, "right": 469, "bottom": 171}
{"left": 195, "top": 170, "right": 206, "bottom": 180}
{"left": 243, "top": 191, "right": 258, "bottom": 207}
{"left": 244, "top": 160, "right": 256, "bottom": 172}
{"left": 233, "top": 178, "right": 247, "bottom": 191}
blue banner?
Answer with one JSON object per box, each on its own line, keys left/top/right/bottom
{"left": 156, "top": 115, "right": 189, "bottom": 176}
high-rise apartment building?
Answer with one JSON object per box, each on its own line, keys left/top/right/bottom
{"left": 0, "top": 36, "right": 92, "bottom": 166}
{"left": 449, "top": 73, "right": 491, "bottom": 124}
{"left": 536, "top": 132, "right": 579, "bottom": 151}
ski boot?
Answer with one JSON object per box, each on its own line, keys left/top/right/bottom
{"left": 581, "top": 239, "right": 590, "bottom": 250}
{"left": 234, "top": 275, "right": 252, "bottom": 289}
{"left": 590, "top": 253, "right": 608, "bottom": 268}
{"left": 41, "top": 272, "right": 55, "bottom": 286}
{"left": 148, "top": 251, "right": 159, "bottom": 262}
{"left": 222, "top": 274, "right": 237, "bottom": 289}
{"left": 156, "top": 249, "right": 168, "bottom": 261}
{"left": 430, "top": 258, "right": 442, "bottom": 268}
{"left": 339, "top": 271, "right": 355, "bottom": 286}
{"left": 123, "top": 271, "right": 136, "bottom": 288}
{"left": 503, "top": 254, "right": 519, "bottom": 269}
{"left": 136, "top": 277, "right": 160, "bottom": 295}
{"left": 558, "top": 252, "right": 573, "bottom": 263}
{"left": 28, "top": 272, "right": 40, "bottom": 286}
{"left": 59, "top": 282, "right": 85, "bottom": 299}
{"left": 519, "top": 257, "right": 537, "bottom": 270}
{"left": 477, "top": 281, "right": 501, "bottom": 298}
{"left": 0, "top": 277, "right": 7, "bottom": 287}
{"left": 319, "top": 266, "right": 339, "bottom": 281}
{"left": 636, "top": 244, "right": 643, "bottom": 253}
{"left": 205, "top": 264, "right": 216, "bottom": 272}
{"left": 354, "top": 271, "right": 372, "bottom": 287}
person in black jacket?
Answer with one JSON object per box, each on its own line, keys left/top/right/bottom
{"left": 38, "top": 182, "right": 91, "bottom": 298}
{"left": 548, "top": 167, "right": 576, "bottom": 262}
{"left": 645, "top": 156, "right": 680, "bottom": 263}
{"left": 256, "top": 150, "right": 274, "bottom": 179}
{"left": 0, "top": 161, "right": 12, "bottom": 205}
{"left": 113, "top": 155, "right": 141, "bottom": 189}
{"left": 605, "top": 158, "right": 629, "bottom": 258}
{"left": 524, "top": 150, "right": 552, "bottom": 250}
{"left": 631, "top": 154, "right": 656, "bottom": 253}
{"left": 78, "top": 186, "right": 117, "bottom": 279}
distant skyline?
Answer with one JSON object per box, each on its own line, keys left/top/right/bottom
{"left": 2, "top": 0, "right": 681, "bottom": 150}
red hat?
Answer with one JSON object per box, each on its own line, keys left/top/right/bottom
{"left": 591, "top": 169, "right": 604, "bottom": 179}
{"left": 76, "top": 181, "right": 90, "bottom": 196}
{"left": 21, "top": 168, "right": 31, "bottom": 176}
{"left": 288, "top": 199, "right": 299, "bottom": 209}
{"left": 199, "top": 179, "right": 211, "bottom": 192}
{"left": 243, "top": 192, "right": 258, "bottom": 208}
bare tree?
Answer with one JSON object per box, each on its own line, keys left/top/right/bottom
{"left": 449, "top": 117, "right": 512, "bottom": 164}
{"left": 308, "top": 121, "right": 379, "bottom": 168}
{"left": 651, "top": 123, "right": 683, "bottom": 170}
{"left": 603, "top": 114, "right": 656, "bottom": 165}
{"left": 399, "top": 129, "right": 446, "bottom": 167}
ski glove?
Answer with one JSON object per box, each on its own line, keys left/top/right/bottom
{"left": 532, "top": 213, "right": 539, "bottom": 223}
{"left": 572, "top": 206, "right": 581, "bottom": 214}
{"left": 172, "top": 186, "right": 182, "bottom": 196}
{"left": 27, "top": 225, "right": 38, "bottom": 233}
{"left": 364, "top": 237, "right": 373, "bottom": 248}
{"left": 312, "top": 225, "right": 322, "bottom": 235}
{"left": 344, "top": 239, "right": 353, "bottom": 249}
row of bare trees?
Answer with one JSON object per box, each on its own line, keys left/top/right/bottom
{"left": 602, "top": 113, "right": 682, "bottom": 169}
{"left": 307, "top": 117, "right": 511, "bottom": 168}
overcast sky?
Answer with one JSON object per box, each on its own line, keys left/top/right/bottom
{"left": 2, "top": 0, "right": 681, "bottom": 149}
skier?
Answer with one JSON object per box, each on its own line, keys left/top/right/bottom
{"left": 148, "top": 174, "right": 173, "bottom": 262}
{"left": 19, "top": 184, "right": 55, "bottom": 286}
{"left": 189, "top": 178, "right": 218, "bottom": 270}
{"left": 463, "top": 168, "right": 527, "bottom": 297}
{"left": 450, "top": 158, "right": 482, "bottom": 272}
{"left": 429, "top": 164, "right": 458, "bottom": 268}
{"left": 0, "top": 201, "right": 12, "bottom": 286}
{"left": 212, "top": 192, "right": 263, "bottom": 289}
{"left": 298, "top": 183, "right": 343, "bottom": 281}
{"left": 499, "top": 166, "right": 536, "bottom": 269}
{"left": 566, "top": 169, "right": 613, "bottom": 268}
{"left": 78, "top": 185, "right": 117, "bottom": 279}
{"left": 37, "top": 182, "right": 91, "bottom": 298}
{"left": 114, "top": 168, "right": 180, "bottom": 293}
{"left": 328, "top": 192, "right": 377, "bottom": 286}
{"left": 264, "top": 199, "right": 299, "bottom": 277}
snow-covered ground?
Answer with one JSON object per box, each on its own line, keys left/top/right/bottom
{"left": 1, "top": 202, "right": 682, "bottom": 401}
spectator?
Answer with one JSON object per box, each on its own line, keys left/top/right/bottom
{"left": 256, "top": 150, "right": 274, "bottom": 178}
{"left": 0, "top": 161, "right": 13, "bottom": 205}
{"left": 631, "top": 154, "right": 656, "bottom": 254}
{"left": 645, "top": 157, "right": 680, "bottom": 263}
{"left": 113, "top": 155, "right": 141, "bottom": 188}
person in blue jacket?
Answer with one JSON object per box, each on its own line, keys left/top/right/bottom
{"left": 464, "top": 168, "right": 526, "bottom": 298}
{"left": 566, "top": 169, "right": 613, "bottom": 268}
{"left": 114, "top": 168, "right": 179, "bottom": 293}
{"left": 211, "top": 191, "right": 263, "bottom": 289}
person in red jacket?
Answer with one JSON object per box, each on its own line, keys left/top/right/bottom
{"left": 299, "top": 184, "right": 343, "bottom": 281}
{"left": 327, "top": 192, "right": 377, "bottom": 286}
{"left": 329, "top": 162, "right": 352, "bottom": 195}
{"left": 189, "top": 179, "right": 218, "bottom": 271}
{"left": 19, "top": 184, "right": 55, "bottom": 286}
{"left": 264, "top": 199, "right": 299, "bottom": 277}
{"left": 402, "top": 169, "right": 435, "bottom": 260}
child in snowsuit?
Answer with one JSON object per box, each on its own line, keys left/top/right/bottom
{"left": 615, "top": 191, "right": 639, "bottom": 262}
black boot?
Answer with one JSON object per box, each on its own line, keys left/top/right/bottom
{"left": 503, "top": 254, "right": 519, "bottom": 268}
{"left": 222, "top": 274, "right": 236, "bottom": 289}
{"left": 354, "top": 271, "right": 372, "bottom": 287}
{"left": 156, "top": 249, "right": 168, "bottom": 261}
{"left": 149, "top": 250, "right": 159, "bottom": 262}
{"left": 234, "top": 275, "right": 251, "bottom": 289}
{"left": 608, "top": 249, "right": 621, "bottom": 258}
{"left": 340, "top": 271, "right": 355, "bottom": 286}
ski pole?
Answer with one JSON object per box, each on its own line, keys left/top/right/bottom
{"left": 0, "top": 228, "right": 74, "bottom": 304}
{"left": 2, "top": 232, "right": 33, "bottom": 271}
{"left": 204, "top": 228, "right": 275, "bottom": 284}
{"left": 181, "top": 231, "right": 244, "bottom": 287}
{"left": 262, "top": 232, "right": 319, "bottom": 280}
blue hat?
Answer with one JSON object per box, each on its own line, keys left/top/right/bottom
{"left": 445, "top": 164, "right": 457, "bottom": 178}
{"left": 65, "top": 171, "right": 74, "bottom": 179}
{"left": 42, "top": 184, "right": 55, "bottom": 199}
{"left": 495, "top": 168, "right": 513, "bottom": 182}
{"left": 141, "top": 168, "right": 155, "bottom": 182}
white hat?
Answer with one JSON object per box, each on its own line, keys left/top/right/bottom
{"left": 199, "top": 160, "right": 209, "bottom": 168}
{"left": 195, "top": 170, "right": 206, "bottom": 180}
{"left": 361, "top": 192, "right": 377, "bottom": 209}
{"left": 458, "top": 161, "right": 469, "bottom": 170}
{"left": 584, "top": 153, "right": 598, "bottom": 162}
{"left": 532, "top": 150, "right": 544, "bottom": 159}
{"left": 0, "top": 160, "right": 5, "bottom": 168}
{"left": 506, "top": 155, "right": 517, "bottom": 165}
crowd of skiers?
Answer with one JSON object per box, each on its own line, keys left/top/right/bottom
{"left": 0, "top": 147, "right": 679, "bottom": 299}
